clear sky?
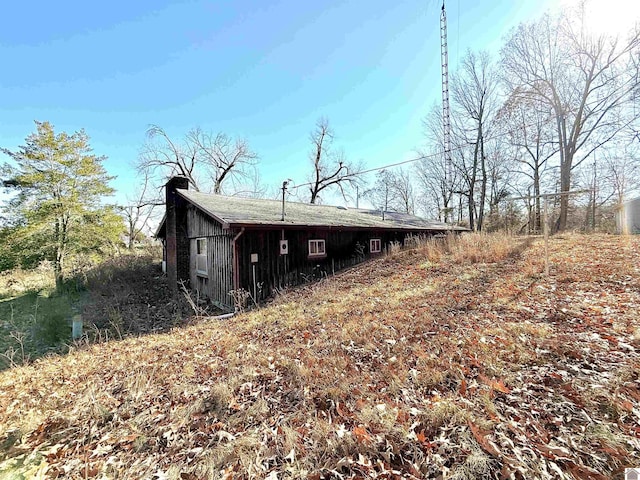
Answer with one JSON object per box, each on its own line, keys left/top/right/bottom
{"left": 3, "top": 0, "right": 631, "bottom": 207}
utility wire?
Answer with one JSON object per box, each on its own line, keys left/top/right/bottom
{"left": 288, "top": 117, "right": 564, "bottom": 191}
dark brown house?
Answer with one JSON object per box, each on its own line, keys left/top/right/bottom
{"left": 157, "top": 176, "right": 465, "bottom": 311}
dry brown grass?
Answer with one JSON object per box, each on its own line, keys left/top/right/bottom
{"left": 1, "top": 233, "right": 639, "bottom": 479}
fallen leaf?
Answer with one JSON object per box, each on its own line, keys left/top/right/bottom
{"left": 468, "top": 420, "right": 501, "bottom": 457}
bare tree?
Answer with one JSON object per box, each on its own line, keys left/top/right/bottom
{"left": 484, "top": 138, "right": 518, "bottom": 230}
{"left": 497, "top": 90, "right": 558, "bottom": 232}
{"left": 138, "top": 125, "right": 260, "bottom": 196}
{"left": 364, "top": 170, "right": 393, "bottom": 215}
{"left": 139, "top": 125, "right": 200, "bottom": 190}
{"left": 188, "top": 129, "right": 258, "bottom": 194}
{"left": 501, "top": 8, "right": 640, "bottom": 230}
{"left": 119, "top": 171, "right": 159, "bottom": 250}
{"left": 228, "top": 165, "right": 269, "bottom": 199}
{"left": 364, "top": 168, "right": 416, "bottom": 215}
{"left": 415, "top": 155, "right": 445, "bottom": 220}
{"left": 417, "top": 105, "right": 459, "bottom": 222}
{"left": 390, "top": 168, "right": 416, "bottom": 214}
{"left": 599, "top": 134, "right": 640, "bottom": 205}
{"left": 451, "top": 50, "right": 499, "bottom": 231}
{"left": 307, "top": 118, "right": 360, "bottom": 204}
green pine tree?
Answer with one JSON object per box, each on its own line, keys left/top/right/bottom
{"left": 1, "top": 121, "right": 122, "bottom": 290}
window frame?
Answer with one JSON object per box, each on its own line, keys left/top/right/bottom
{"left": 370, "top": 238, "right": 382, "bottom": 253}
{"left": 195, "top": 237, "right": 208, "bottom": 277}
{"left": 308, "top": 239, "right": 326, "bottom": 258}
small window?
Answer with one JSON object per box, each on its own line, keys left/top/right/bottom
{"left": 308, "top": 239, "right": 326, "bottom": 257}
{"left": 370, "top": 238, "right": 382, "bottom": 253}
{"left": 196, "top": 238, "right": 208, "bottom": 276}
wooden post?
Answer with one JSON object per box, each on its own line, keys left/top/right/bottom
{"left": 72, "top": 314, "right": 83, "bottom": 340}
{"left": 250, "top": 253, "right": 258, "bottom": 301}
{"left": 252, "top": 264, "right": 257, "bottom": 300}
{"left": 543, "top": 195, "right": 549, "bottom": 276}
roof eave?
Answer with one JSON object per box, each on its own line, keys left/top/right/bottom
{"left": 154, "top": 213, "right": 167, "bottom": 239}
{"left": 224, "top": 221, "right": 465, "bottom": 232}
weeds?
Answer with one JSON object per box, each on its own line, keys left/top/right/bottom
{"left": 0, "top": 251, "right": 185, "bottom": 370}
{"left": 0, "top": 234, "right": 639, "bottom": 479}
{"left": 0, "top": 292, "right": 73, "bottom": 370}
{"left": 229, "top": 288, "right": 253, "bottom": 312}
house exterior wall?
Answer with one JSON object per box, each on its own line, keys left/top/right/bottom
{"left": 176, "top": 198, "right": 190, "bottom": 283}
{"left": 617, "top": 198, "right": 640, "bottom": 234}
{"left": 187, "top": 206, "right": 234, "bottom": 309}
{"left": 235, "top": 228, "right": 412, "bottom": 302}
{"left": 173, "top": 200, "right": 437, "bottom": 310}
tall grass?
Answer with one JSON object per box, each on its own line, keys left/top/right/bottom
{"left": 0, "top": 292, "right": 73, "bottom": 369}
{"left": 403, "top": 232, "right": 529, "bottom": 265}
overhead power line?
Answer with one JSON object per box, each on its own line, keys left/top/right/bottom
{"left": 288, "top": 117, "right": 563, "bottom": 192}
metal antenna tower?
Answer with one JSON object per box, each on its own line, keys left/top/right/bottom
{"left": 440, "top": 1, "right": 452, "bottom": 179}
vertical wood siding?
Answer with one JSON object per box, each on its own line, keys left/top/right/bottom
{"left": 187, "top": 207, "right": 234, "bottom": 310}
{"left": 236, "top": 228, "right": 415, "bottom": 302}
{"left": 187, "top": 207, "right": 225, "bottom": 237}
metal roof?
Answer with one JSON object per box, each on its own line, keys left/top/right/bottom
{"left": 161, "top": 189, "right": 466, "bottom": 233}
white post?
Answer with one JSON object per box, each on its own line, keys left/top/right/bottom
{"left": 72, "top": 314, "right": 83, "bottom": 340}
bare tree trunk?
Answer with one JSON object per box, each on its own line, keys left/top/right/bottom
{"left": 54, "top": 214, "right": 66, "bottom": 291}
{"left": 556, "top": 114, "right": 571, "bottom": 231}
{"left": 54, "top": 259, "right": 63, "bottom": 291}
{"left": 468, "top": 146, "right": 478, "bottom": 231}
{"left": 533, "top": 168, "right": 541, "bottom": 233}
{"left": 306, "top": 118, "right": 359, "bottom": 204}
{"left": 477, "top": 125, "right": 487, "bottom": 231}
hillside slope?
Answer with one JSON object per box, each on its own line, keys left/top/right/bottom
{"left": 1, "top": 234, "right": 639, "bottom": 479}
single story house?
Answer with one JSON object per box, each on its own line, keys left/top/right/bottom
{"left": 157, "top": 176, "right": 466, "bottom": 311}
{"left": 616, "top": 197, "right": 640, "bottom": 234}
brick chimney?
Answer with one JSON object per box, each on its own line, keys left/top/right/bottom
{"left": 165, "top": 176, "right": 189, "bottom": 297}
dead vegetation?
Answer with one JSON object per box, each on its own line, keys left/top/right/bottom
{"left": 0, "top": 233, "right": 639, "bottom": 479}
{"left": 81, "top": 254, "right": 194, "bottom": 336}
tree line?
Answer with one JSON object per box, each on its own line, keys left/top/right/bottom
{"left": 419, "top": 5, "right": 640, "bottom": 232}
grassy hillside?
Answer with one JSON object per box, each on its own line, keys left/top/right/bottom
{"left": 0, "top": 269, "right": 77, "bottom": 370}
{"left": 0, "top": 254, "right": 185, "bottom": 371}
{"left": 0, "top": 234, "right": 639, "bottom": 479}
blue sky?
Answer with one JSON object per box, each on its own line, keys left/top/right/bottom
{"left": 1, "top": 0, "right": 558, "bottom": 205}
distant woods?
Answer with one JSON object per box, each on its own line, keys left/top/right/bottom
{"left": 296, "top": 3, "right": 640, "bottom": 231}
{"left": 418, "top": 4, "right": 640, "bottom": 232}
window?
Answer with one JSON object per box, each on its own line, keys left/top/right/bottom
{"left": 196, "top": 238, "right": 208, "bottom": 276}
{"left": 370, "top": 238, "right": 382, "bottom": 253}
{"left": 308, "top": 239, "right": 326, "bottom": 257}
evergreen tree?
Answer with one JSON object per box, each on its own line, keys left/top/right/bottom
{"left": 1, "top": 121, "right": 122, "bottom": 289}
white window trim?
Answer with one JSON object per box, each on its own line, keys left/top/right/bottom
{"left": 196, "top": 237, "right": 208, "bottom": 277}
{"left": 308, "top": 239, "right": 326, "bottom": 257}
{"left": 370, "top": 238, "right": 382, "bottom": 253}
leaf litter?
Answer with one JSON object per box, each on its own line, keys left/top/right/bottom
{"left": 0, "top": 233, "right": 639, "bottom": 479}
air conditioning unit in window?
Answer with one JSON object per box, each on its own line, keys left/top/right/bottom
{"left": 280, "top": 240, "right": 289, "bottom": 255}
